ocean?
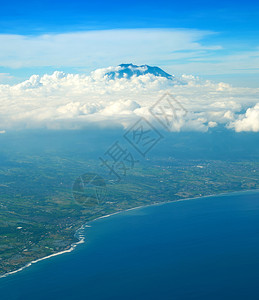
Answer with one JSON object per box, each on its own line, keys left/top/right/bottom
{"left": 0, "top": 190, "right": 259, "bottom": 299}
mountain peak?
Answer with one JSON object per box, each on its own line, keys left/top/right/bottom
{"left": 105, "top": 64, "right": 174, "bottom": 80}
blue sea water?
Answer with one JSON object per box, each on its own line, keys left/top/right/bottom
{"left": 0, "top": 190, "right": 259, "bottom": 300}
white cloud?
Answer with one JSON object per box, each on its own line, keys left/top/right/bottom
{"left": 0, "top": 29, "right": 218, "bottom": 70}
{"left": 166, "top": 48, "right": 259, "bottom": 77}
{"left": 230, "top": 103, "right": 259, "bottom": 132}
{"left": 208, "top": 121, "right": 217, "bottom": 128}
{"left": 0, "top": 67, "right": 258, "bottom": 132}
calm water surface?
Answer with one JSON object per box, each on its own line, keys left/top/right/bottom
{"left": 0, "top": 190, "right": 259, "bottom": 299}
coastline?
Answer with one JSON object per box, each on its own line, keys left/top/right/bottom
{"left": 1, "top": 188, "right": 259, "bottom": 280}
{"left": 0, "top": 226, "right": 87, "bottom": 279}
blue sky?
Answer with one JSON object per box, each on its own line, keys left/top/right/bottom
{"left": 0, "top": 0, "right": 259, "bottom": 34}
{"left": 1, "top": 0, "right": 258, "bottom": 35}
{"left": 0, "top": 0, "right": 258, "bottom": 86}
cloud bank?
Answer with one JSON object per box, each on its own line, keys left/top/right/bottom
{"left": 0, "top": 66, "right": 258, "bottom": 132}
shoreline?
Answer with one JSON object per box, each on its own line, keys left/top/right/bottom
{"left": 1, "top": 188, "right": 259, "bottom": 280}
{"left": 0, "top": 225, "right": 87, "bottom": 279}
